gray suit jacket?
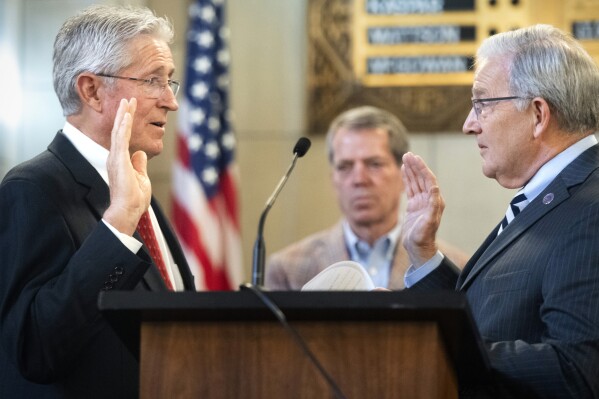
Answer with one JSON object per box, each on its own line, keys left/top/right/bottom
{"left": 265, "top": 221, "right": 468, "bottom": 290}
{"left": 414, "top": 144, "right": 599, "bottom": 398}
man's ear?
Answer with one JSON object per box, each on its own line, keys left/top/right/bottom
{"left": 531, "top": 97, "right": 551, "bottom": 139}
{"left": 76, "top": 73, "right": 103, "bottom": 112}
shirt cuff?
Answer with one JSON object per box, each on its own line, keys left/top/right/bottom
{"left": 404, "top": 250, "right": 444, "bottom": 288}
{"left": 102, "top": 219, "right": 143, "bottom": 254}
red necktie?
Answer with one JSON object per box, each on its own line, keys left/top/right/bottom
{"left": 137, "top": 211, "right": 174, "bottom": 290}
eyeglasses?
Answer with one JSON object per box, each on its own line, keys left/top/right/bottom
{"left": 96, "top": 73, "right": 180, "bottom": 98}
{"left": 471, "top": 96, "right": 527, "bottom": 120}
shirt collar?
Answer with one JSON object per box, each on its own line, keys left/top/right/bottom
{"left": 62, "top": 121, "right": 110, "bottom": 185}
{"left": 522, "top": 135, "right": 597, "bottom": 202}
{"left": 342, "top": 219, "right": 402, "bottom": 256}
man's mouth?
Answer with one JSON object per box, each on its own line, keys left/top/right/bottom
{"left": 352, "top": 195, "right": 375, "bottom": 205}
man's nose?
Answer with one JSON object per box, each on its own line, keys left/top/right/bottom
{"left": 351, "top": 163, "right": 370, "bottom": 184}
{"left": 463, "top": 108, "right": 481, "bottom": 135}
{"left": 158, "top": 85, "right": 179, "bottom": 111}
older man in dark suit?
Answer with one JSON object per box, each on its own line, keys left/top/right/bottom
{"left": 402, "top": 24, "right": 599, "bottom": 397}
{"left": 0, "top": 5, "right": 194, "bottom": 398}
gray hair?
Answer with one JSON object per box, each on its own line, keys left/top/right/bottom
{"left": 326, "top": 106, "right": 410, "bottom": 165}
{"left": 477, "top": 24, "right": 599, "bottom": 134}
{"left": 53, "top": 5, "right": 174, "bottom": 116}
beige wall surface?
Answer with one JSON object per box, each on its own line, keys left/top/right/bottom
{"left": 2, "top": 0, "right": 516, "bottom": 285}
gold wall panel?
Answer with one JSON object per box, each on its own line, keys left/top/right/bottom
{"left": 307, "top": 0, "right": 599, "bottom": 133}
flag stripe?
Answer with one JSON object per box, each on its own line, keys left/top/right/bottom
{"left": 219, "top": 169, "right": 240, "bottom": 229}
{"left": 176, "top": 134, "right": 190, "bottom": 168}
{"left": 172, "top": 199, "right": 231, "bottom": 290}
{"left": 171, "top": 0, "right": 242, "bottom": 291}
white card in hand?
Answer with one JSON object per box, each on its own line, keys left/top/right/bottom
{"left": 301, "top": 260, "right": 375, "bottom": 291}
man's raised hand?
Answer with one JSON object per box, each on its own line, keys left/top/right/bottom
{"left": 103, "top": 98, "right": 151, "bottom": 235}
{"left": 401, "top": 152, "right": 444, "bottom": 267}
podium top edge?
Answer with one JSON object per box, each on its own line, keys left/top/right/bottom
{"left": 98, "top": 289, "right": 469, "bottom": 313}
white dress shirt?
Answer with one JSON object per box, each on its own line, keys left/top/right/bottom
{"left": 343, "top": 220, "right": 402, "bottom": 288}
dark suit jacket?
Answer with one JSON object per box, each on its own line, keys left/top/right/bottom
{"left": 413, "top": 144, "right": 599, "bottom": 398}
{"left": 0, "top": 132, "right": 195, "bottom": 399}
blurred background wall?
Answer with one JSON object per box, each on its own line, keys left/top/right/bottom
{"left": 0, "top": 0, "right": 516, "bottom": 284}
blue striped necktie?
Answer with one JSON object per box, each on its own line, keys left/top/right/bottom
{"left": 498, "top": 192, "right": 528, "bottom": 235}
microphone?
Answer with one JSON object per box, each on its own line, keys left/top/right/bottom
{"left": 251, "top": 137, "right": 311, "bottom": 287}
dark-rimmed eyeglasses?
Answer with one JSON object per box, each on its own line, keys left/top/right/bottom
{"left": 96, "top": 73, "right": 180, "bottom": 98}
{"left": 471, "top": 96, "right": 527, "bottom": 120}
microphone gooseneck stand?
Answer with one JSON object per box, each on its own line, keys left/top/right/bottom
{"left": 251, "top": 137, "right": 311, "bottom": 287}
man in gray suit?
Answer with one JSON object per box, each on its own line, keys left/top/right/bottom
{"left": 402, "top": 25, "right": 599, "bottom": 397}
{"left": 265, "top": 106, "right": 468, "bottom": 290}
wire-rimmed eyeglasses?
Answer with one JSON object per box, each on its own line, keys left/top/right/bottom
{"left": 471, "top": 96, "right": 528, "bottom": 120}
{"left": 96, "top": 73, "right": 180, "bottom": 98}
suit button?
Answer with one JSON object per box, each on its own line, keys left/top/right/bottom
{"left": 114, "top": 266, "right": 124, "bottom": 276}
{"left": 103, "top": 282, "right": 113, "bottom": 290}
{"left": 109, "top": 274, "right": 118, "bottom": 283}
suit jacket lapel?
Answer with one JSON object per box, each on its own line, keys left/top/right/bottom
{"left": 457, "top": 224, "right": 500, "bottom": 289}
{"left": 48, "top": 132, "right": 110, "bottom": 219}
{"left": 326, "top": 222, "right": 351, "bottom": 265}
{"left": 459, "top": 144, "right": 599, "bottom": 290}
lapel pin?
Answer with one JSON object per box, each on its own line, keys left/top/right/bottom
{"left": 542, "top": 193, "right": 554, "bottom": 205}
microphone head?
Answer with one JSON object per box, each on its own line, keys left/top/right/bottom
{"left": 293, "top": 137, "right": 311, "bottom": 157}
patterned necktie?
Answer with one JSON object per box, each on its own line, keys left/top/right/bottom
{"left": 137, "top": 211, "right": 174, "bottom": 290}
{"left": 497, "top": 192, "right": 528, "bottom": 235}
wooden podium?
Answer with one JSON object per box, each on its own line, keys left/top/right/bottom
{"left": 98, "top": 290, "right": 489, "bottom": 399}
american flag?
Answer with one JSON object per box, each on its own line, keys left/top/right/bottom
{"left": 172, "top": 0, "right": 243, "bottom": 290}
